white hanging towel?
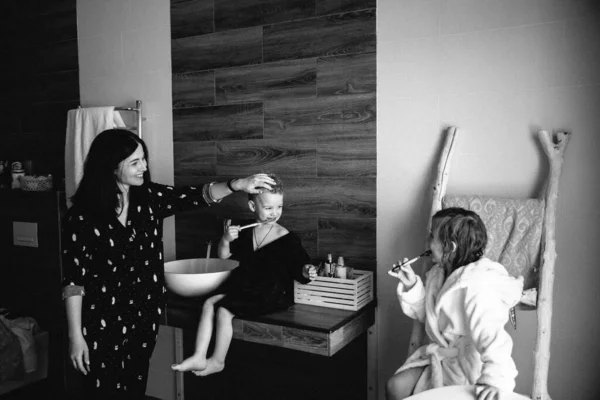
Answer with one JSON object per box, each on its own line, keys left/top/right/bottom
{"left": 65, "top": 107, "right": 125, "bottom": 208}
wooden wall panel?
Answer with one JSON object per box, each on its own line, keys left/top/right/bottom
{"left": 317, "top": 52, "right": 376, "bottom": 96}
{"left": 264, "top": 93, "right": 376, "bottom": 138}
{"left": 174, "top": 210, "right": 224, "bottom": 259}
{"left": 170, "top": 0, "right": 214, "bottom": 39}
{"left": 215, "top": 59, "right": 317, "bottom": 104}
{"left": 216, "top": 139, "right": 317, "bottom": 176}
{"left": 215, "top": 0, "right": 314, "bottom": 32}
{"left": 0, "top": 0, "right": 79, "bottom": 182}
{"left": 278, "top": 214, "right": 318, "bottom": 257}
{"left": 0, "top": 103, "right": 22, "bottom": 137}
{"left": 19, "top": 7, "right": 77, "bottom": 45}
{"left": 25, "top": 70, "right": 80, "bottom": 104}
{"left": 318, "top": 217, "right": 376, "bottom": 270}
{"left": 171, "top": 1, "right": 377, "bottom": 273}
{"left": 26, "top": 39, "right": 79, "bottom": 74}
{"left": 173, "top": 141, "right": 216, "bottom": 178}
{"left": 317, "top": 136, "right": 376, "bottom": 177}
{"left": 173, "top": 103, "right": 263, "bottom": 141}
{"left": 172, "top": 27, "right": 263, "bottom": 73}
{"left": 316, "top": 0, "right": 377, "bottom": 16}
{"left": 278, "top": 178, "right": 376, "bottom": 218}
{"left": 263, "top": 9, "right": 375, "bottom": 63}
{"left": 23, "top": 101, "right": 79, "bottom": 134}
{"left": 173, "top": 70, "right": 215, "bottom": 108}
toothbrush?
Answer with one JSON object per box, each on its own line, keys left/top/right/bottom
{"left": 239, "top": 222, "right": 262, "bottom": 231}
{"left": 390, "top": 250, "right": 431, "bottom": 273}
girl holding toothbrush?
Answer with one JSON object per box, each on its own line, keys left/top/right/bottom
{"left": 387, "top": 207, "right": 524, "bottom": 400}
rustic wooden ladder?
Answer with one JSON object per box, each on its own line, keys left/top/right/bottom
{"left": 407, "top": 127, "right": 570, "bottom": 400}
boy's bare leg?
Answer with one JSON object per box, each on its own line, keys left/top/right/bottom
{"left": 195, "top": 306, "right": 234, "bottom": 376}
{"left": 171, "top": 294, "right": 226, "bottom": 372}
{"left": 385, "top": 366, "right": 425, "bottom": 400}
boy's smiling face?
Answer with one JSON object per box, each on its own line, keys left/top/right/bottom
{"left": 249, "top": 192, "right": 283, "bottom": 224}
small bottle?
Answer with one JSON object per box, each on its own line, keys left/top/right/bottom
{"left": 324, "top": 253, "right": 332, "bottom": 277}
{"left": 335, "top": 256, "right": 347, "bottom": 279}
{"left": 11, "top": 162, "right": 25, "bottom": 190}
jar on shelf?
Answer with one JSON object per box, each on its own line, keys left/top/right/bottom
{"left": 11, "top": 161, "right": 25, "bottom": 190}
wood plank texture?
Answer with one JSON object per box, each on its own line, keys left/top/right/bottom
{"left": 316, "top": 0, "right": 376, "bottom": 16}
{"left": 18, "top": 101, "right": 77, "bottom": 137}
{"left": 0, "top": 0, "right": 79, "bottom": 183}
{"left": 266, "top": 177, "right": 376, "bottom": 218}
{"left": 329, "top": 306, "right": 373, "bottom": 354}
{"left": 215, "top": 0, "right": 315, "bottom": 32}
{"left": 173, "top": 70, "right": 215, "bottom": 108}
{"left": 317, "top": 52, "right": 376, "bottom": 96}
{"left": 317, "top": 135, "right": 376, "bottom": 177}
{"left": 27, "top": 39, "right": 79, "bottom": 75}
{"left": 263, "top": 9, "right": 375, "bottom": 62}
{"left": 170, "top": 0, "right": 213, "bottom": 39}
{"left": 215, "top": 59, "right": 317, "bottom": 104}
{"left": 170, "top": 0, "right": 378, "bottom": 305}
{"left": 282, "top": 326, "right": 329, "bottom": 354}
{"left": 216, "top": 139, "right": 317, "bottom": 176}
{"left": 172, "top": 26, "right": 263, "bottom": 73}
{"left": 25, "top": 70, "right": 80, "bottom": 104}
{"left": 18, "top": 7, "right": 77, "bottom": 46}
{"left": 264, "top": 93, "right": 376, "bottom": 138}
{"left": 278, "top": 214, "right": 318, "bottom": 259}
{"left": 174, "top": 209, "right": 230, "bottom": 260}
{"left": 173, "top": 141, "right": 216, "bottom": 177}
{"left": 173, "top": 103, "right": 263, "bottom": 141}
{"left": 318, "top": 216, "right": 376, "bottom": 270}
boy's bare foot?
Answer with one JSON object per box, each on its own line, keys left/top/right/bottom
{"left": 171, "top": 355, "right": 207, "bottom": 372}
{"left": 193, "top": 358, "right": 224, "bottom": 376}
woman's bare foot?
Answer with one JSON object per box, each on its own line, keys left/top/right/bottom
{"left": 171, "top": 355, "right": 207, "bottom": 372}
{"left": 193, "top": 358, "right": 224, "bottom": 376}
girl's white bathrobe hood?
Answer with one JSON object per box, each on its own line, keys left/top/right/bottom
{"left": 395, "top": 257, "right": 524, "bottom": 393}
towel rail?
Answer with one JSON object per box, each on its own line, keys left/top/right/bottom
{"left": 78, "top": 100, "right": 144, "bottom": 139}
{"left": 115, "top": 100, "right": 144, "bottom": 139}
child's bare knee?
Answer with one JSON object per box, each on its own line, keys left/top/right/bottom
{"left": 202, "top": 300, "right": 215, "bottom": 313}
{"left": 216, "top": 307, "right": 234, "bottom": 320}
{"left": 386, "top": 375, "right": 403, "bottom": 400}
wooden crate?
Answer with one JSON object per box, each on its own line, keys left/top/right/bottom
{"left": 294, "top": 270, "right": 373, "bottom": 311}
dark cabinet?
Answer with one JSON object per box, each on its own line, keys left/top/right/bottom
{"left": 0, "top": 190, "right": 67, "bottom": 398}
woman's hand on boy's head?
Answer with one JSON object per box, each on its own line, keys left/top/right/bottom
{"left": 303, "top": 264, "right": 318, "bottom": 280}
{"left": 235, "top": 174, "right": 275, "bottom": 194}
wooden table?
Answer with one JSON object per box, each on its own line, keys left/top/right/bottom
{"left": 162, "top": 293, "right": 376, "bottom": 400}
{"left": 164, "top": 293, "right": 375, "bottom": 356}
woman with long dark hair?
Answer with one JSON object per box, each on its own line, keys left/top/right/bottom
{"left": 62, "top": 129, "right": 274, "bottom": 400}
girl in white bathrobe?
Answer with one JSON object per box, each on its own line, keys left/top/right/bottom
{"left": 386, "top": 207, "right": 524, "bottom": 400}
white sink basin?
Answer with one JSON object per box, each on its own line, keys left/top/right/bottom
{"left": 164, "top": 258, "right": 239, "bottom": 297}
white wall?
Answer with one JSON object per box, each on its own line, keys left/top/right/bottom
{"left": 377, "top": 1, "right": 600, "bottom": 399}
{"left": 76, "top": 0, "right": 176, "bottom": 398}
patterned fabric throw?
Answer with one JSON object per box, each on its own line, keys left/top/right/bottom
{"left": 442, "top": 195, "right": 545, "bottom": 290}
